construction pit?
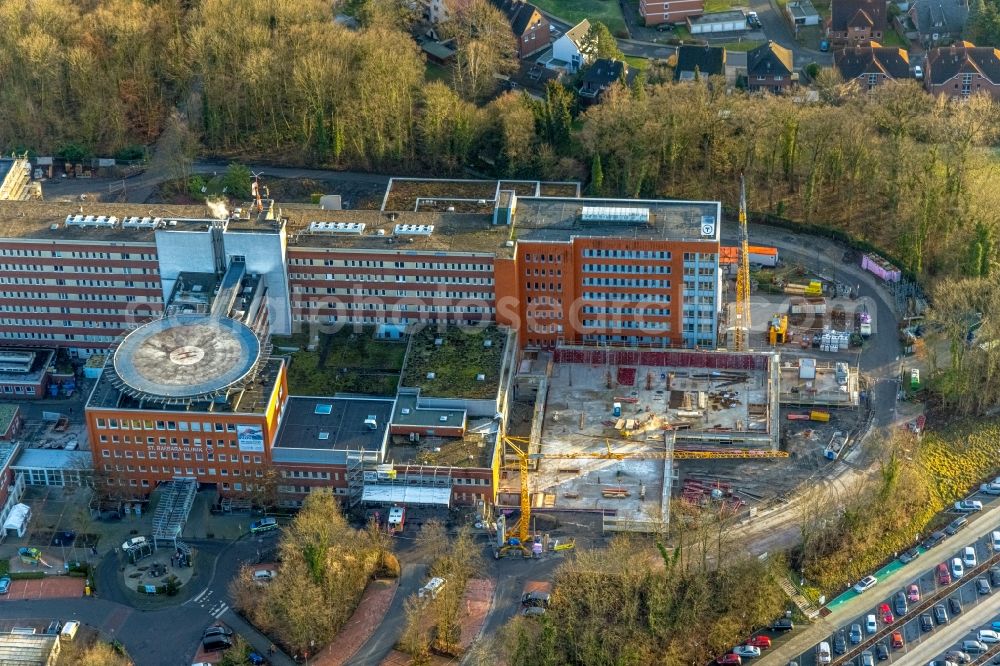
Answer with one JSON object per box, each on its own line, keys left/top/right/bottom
{"left": 505, "top": 347, "right": 868, "bottom": 532}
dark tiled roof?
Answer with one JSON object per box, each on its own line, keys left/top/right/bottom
{"left": 674, "top": 45, "right": 727, "bottom": 80}
{"left": 747, "top": 41, "right": 794, "bottom": 77}
{"left": 490, "top": 0, "right": 545, "bottom": 36}
{"left": 831, "top": 0, "right": 886, "bottom": 32}
{"left": 926, "top": 43, "right": 1000, "bottom": 85}
{"left": 910, "top": 0, "right": 968, "bottom": 35}
{"left": 582, "top": 58, "right": 626, "bottom": 89}
{"left": 835, "top": 43, "right": 911, "bottom": 79}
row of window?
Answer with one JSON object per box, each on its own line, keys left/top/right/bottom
{"left": 0, "top": 385, "right": 36, "bottom": 395}
{"left": 96, "top": 418, "right": 252, "bottom": 433}
{"left": 582, "top": 278, "right": 670, "bottom": 288}
{"left": 294, "top": 286, "right": 494, "bottom": 297}
{"left": 0, "top": 264, "right": 156, "bottom": 275}
{"left": 583, "top": 249, "right": 672, "bottom": 259}
{"left": 292, "top": 302, "right": 493, "bottom": 314}
{"left": 523, "top": 253, "right": 564, "bottom": 263}
{"left": 0, "top": 249, "right": 154, "bottom": 260}
{"left": 101, "top": 448, "right": 260, "bottom": 462}
{"left": 582, "top": 319, "right": 671, "bottom": 330}
{"left": 682, "top": 253, "right": 717, "bottom": 261}
{"left": 581, "top": 306, "right": 670, "bottom": 316}
{"left": 105, "top": 477, "right": 256, "bottom": 492}
{"left": 290, "top": 274, "right": 494, "bottom": 285}
{"left": 0, "top": 319, "right": 127, "bottom": 328}
{"left": 0, "top": 278, "right": 158, "bottom": 288}
{"left": 0, "top": 305, "right": 152, "bottom": 314}
{"left": 0, "top": 291, "right": 156, "bottom": 302}
{"left": 288, "top": 259, "right": 491, "bottom": 271}
{"left": 0, "top": 331, "right": 115, "bottom": 343}
{"left": 582, "top": 292, "right": 672, "bottom": 302}
{"left": 582, "top": 264, "right": 671, "bottom": 274}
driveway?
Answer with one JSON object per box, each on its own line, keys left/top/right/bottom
{"left": 346, "top": 563, "right": 426, "bottom": 666}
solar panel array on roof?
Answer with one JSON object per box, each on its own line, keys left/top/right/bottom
{"left": 580, "top": 206, "right": 650, "bottom": 223}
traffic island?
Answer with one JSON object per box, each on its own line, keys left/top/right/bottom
{"left": 122, "top": 542, "right": 194, "bottom": 596}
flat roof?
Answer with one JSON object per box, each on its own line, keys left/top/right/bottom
{"left": 392, "top": 391, "right": 466, "bottom": 428}
{"left": 361, "top": 485, "right": 452, "bottom": 505}
{"left": 12, "top": 448, "right": 92, "bottom": 470}
{"left": 0, "top": 349, "right": 53, "bottom": 385}
{"left": 273, "top": 396, "right": 394, "bottom": 452}
{"left": 690, "top": 10, "right": 748, "bottom": 23}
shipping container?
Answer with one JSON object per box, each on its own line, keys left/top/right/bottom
{"left": 810, "top": 410, "right": 831, "bottom": 422}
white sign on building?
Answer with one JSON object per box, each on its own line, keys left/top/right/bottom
{"left": 237, "top": 424, "right": 265, "bottom": 452}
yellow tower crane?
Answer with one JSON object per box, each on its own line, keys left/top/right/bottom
{"left": 734, "top": 175, "right": 752, "bottom": 351}
{"left": 497, "top": 433, "right": 787, "bottom": 557}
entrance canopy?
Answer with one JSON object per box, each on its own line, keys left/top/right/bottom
{"left": 361, "top": 485, "right": 451, "bottom": 506}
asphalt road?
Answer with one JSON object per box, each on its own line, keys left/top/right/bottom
{"left": 346, "top": 562, "right": 425, "bottom": 666}
{"left": 758, "top": 489, "right": 1000, "bottom": 666}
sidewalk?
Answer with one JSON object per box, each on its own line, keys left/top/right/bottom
{"left": 759, "top": 501, "right": 1000, "bottom": 665}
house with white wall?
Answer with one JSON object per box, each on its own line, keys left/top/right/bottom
{"left": 540, "top": 19, "right": 592, "bottom": 73}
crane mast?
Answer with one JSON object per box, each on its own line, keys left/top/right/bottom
{"left": 734, "top": 176, "right": 752, "bottom": 351}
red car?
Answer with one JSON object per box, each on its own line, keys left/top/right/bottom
{"left": 891, "top": 631, "right": 904, "bottom": 649}
{"left": 717, "top": 654, "right": 742, "bottom": 665}
{"left": 879, "top": 602, "right": 895, "bottom": 624}
{"left": 907, "top": 584, "right": 921, "bottom": 602}
{"left": 746, "top": 636, "right": 772, "bottom": 649}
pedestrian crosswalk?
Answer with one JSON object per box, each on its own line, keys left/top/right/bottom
{"left": 211, "top": 602, "right": 229, "bottom": 619}
{"left": 190, "top": 587, "right": 230, "bottom": 618}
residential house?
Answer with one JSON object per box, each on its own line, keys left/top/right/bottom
{"left": 640, "top": 0, "right": 705, "bottom": 26}
{"left": 543, "top": 19, "right": 592, "bottom": 73}
{"left": 906, "top": 0, "right": 968, "bottom": 46}
{"left": 746, "top": 41, "right": 796, "bottom": 93}
{"left": 674, "top": 45, "right": 727, "bottom": 81}
{"left": 786, "top": 0, "right": 821, "bottom": 29}
{"left": 925, "top": 42, "right": 1000, "bottom": 99}
{"left": 579, "top": 58, "right": 631, "bottom": 103}
{"left": 829, "top": 0, "right": 885, "bottom": 45}
{"left": 835, "top": 42, "right": 912, "bottom": 89}
{"left": 428, "top": 0, "right": 473, "bottom": 24}
{"left": 490, "top": 0, "right": 551, "bottom": 59}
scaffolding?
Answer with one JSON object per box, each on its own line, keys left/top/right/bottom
{"left": 151, "top": 479, "right": 197, "bottom": 554}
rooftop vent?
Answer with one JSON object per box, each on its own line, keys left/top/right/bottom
{"left": 314, "top": 403, "right": 333, "bottom": 415}
{"left": 364, "top": 415, "right": 378, "bottom": 430}
{"left": 66, "top": 214, "right": 119, "bottom": 228}
{"left": 439, "top": 415, "right": 449, "bottom": 422}
{"left": 122, "top": 216, "right": 160, "bottom": 229}
{"left": 308, "top": 221, "right": 366, "bottom": 235}
{"left": 401, "top": 408, "right": 411, "bottom": 415}
{"left": 581, "top": 206, "right": 650, "bottom": 223}
{"left": 394, "top": 224, "right": 434, "bottom": 236}
{"left": 318, "top": 431, "right": 330, "bottom": 440}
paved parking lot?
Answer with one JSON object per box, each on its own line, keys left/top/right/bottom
{"left": 0, "top": 577, "right": 85, "bottom": 601}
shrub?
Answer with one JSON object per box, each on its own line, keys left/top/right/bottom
{"left": 11, "top": 572, "right": 46, "bottom": 580}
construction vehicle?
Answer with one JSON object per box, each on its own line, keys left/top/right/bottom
{"left": 498, "top": 434, "right": 788, "bottom": 558}
{"left": 768, "top": 314, "right": 788, "bottom": 345}
{"left": 856, "top": 304, "right": 872, "bottom": 338}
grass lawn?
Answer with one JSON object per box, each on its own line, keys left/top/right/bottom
{"left": 704, "top": 0, "right": 736, "bottom": 11}
{"left": 624, "top": 55, "right": 650, "bottom": 70}
{"left": 720, "top": 39, "right": 765, "bottom": 51}
{"left": 282, "top": 327, "right": 406, "bottom": 397}
{"left": 532, "top": 0, "right": 626, "bottom": 34}
{"left": 401, "top": 326, "right": 508, "bottom": 399}
{"left": 879, "top": 29, "right": 909, "bottom": 48}
{"left": 674, "top": 25, "right": 693, "bottom": 40}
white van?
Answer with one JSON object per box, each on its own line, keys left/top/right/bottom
{"left": 418, "top": 577, "right": 446, "bottom": 599}
{"left": 817, "top": 641, "right": 832, "bottom": 664}
{"left": 60, "top": 621, "right": 79, "bottom": 640}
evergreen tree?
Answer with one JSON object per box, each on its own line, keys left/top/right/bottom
{"left": 590, "top": 153, "right": 604, "bottom": 195}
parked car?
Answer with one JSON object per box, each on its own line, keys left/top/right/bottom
{"left": 899, "top": 548, "right": 921, "bottom": 563}
{"left": 817, "top": 641, "right": 832, "bottom": 665}
{"left": 963, "top": 640, "right": 988, "bottom": 653}
{"left": 850, "top": 624, "right": 863, "bottom": 644}
{"left": 991, "top": 566, "right": 1000, "bottom": 587}
{"left": 875, "top": 642, "right": 889, "bottom": 660}
{"left": 924, "top": 530, "right": 948, "bottom": 548}
{"left": 938, "top": 562, "right": 953, "bottom": 585}
{"left": 979, "top": 577, "right": 992, "bottom": 595}
{"left": 891, "top": 631, "right": 904, "bottom": 649}
{"left": 955, "top": 500, "right": 983, "bottom": 512}
{"left": 0, "top": 577, "right": 10, "bottom": 595}
{"left": 253, "top": 569, "right": 276, "bottom": 584}
{"left": 746, "top": 636, "right": 771, "bottom": 649}
{"left": 860, "top": 650, "right": 875, "bottom": 666}
{"left": 907, "top": 583, "right": 921, "bottom": 602}
{"left": 879, "top": 602, "right": 894, "bottom": 624}
{"left": 819, "top": 39, "right": 830, "bottom": 52}
{"left": 834, "top": 630, "right": 848, "bottom": 655}
{"left": 949, "top": 596, "right": 963, "bottom": 615}
{"left": 980, "top": 630, "right": 1000, "bottom": 643}
{"left": 854, "top": 575, "right": 879, "bottom": 593}
{"left": 934, "top": 603, "right": 949, "bottom": 624}
{"left": 952, "top": 557, "right": 965, "bottom": 579}
{"left": 732, "top": 645, "right": 761, "bottom": 658}
{"left": 920, "top": 613, "right": 933, "bottom": 632}
{"left": 771, "top": 618, "right": 794, "bottom": 631}
{"left": 964, "top": 546, "right": 978, "bottom": 568}
{"left": 522, "top": 606, "right": 546, "bottom": 617}
{"left": 865, "top": 614, "right": 877, "bottom": 634}
{"left": 716, "top": 654, "right": 742, "bottom": 665}
{"left": 894, "top": 590, "right": 908, "bottom": 616}
{"left": 945, "top": 651, "right": 972, "bottom": 664}
{"left": 202, "top": 625, "right": 234, "bottom": 638}
{"left": 249, "top": 517, "right": 278, "bottom": 534}
{"left": 202, "top": 635, "right": 233, "bottom": 653}
{"left": 946, "top": 517, "right": 969, "bottom": 535}
{"left": 991, "top": 531, "right": 1000, "bottom": 551}
{"left": 521, "top": 591, "right": 551, "bottom": 607}
{"left": 981, "top": 482, "right": 1000, "bottom": 495}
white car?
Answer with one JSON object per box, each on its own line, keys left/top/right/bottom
{"left": 955, "top": 500, "right": 984, "bottom": 512}
{"left": 979, "top": 629, "right": 1000, "bottom": 644}
{"left": 732, "top": 645, "right": 762, "bottom": 658}
{"left": 914, "top": 65, "right": 924, "bottom": 79}
{"left": 952, "top": 557, "right": 965, "bottom": 579}
{"left": 865, "top": 614, "right": 877, "bottom": 634}
{"left": 992, "top": 531, "right": 1000, "bottom": 552}
{"left": 854, "top": 575, "right": 879, "bottom": 593}
{"left": 964, "top": 546, "right": 978, "bottom": 568}
{"left": 981, "top": 482, "right": 1000, "bottom": 495}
